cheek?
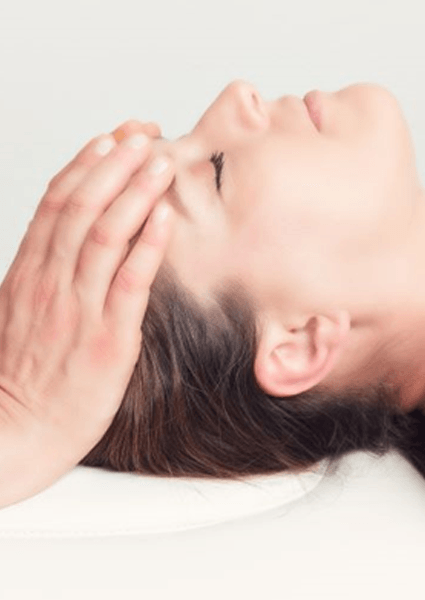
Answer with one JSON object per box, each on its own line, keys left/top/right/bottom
{"left": 358, "top": 84, "right": 419, "bottom": 194}
{"left": 350, "top": 101, "right": 420, "bottom": 252}
{"left": 241, "top": 170, "right": 377, "bottom": 275}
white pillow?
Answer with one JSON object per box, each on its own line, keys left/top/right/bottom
{"left": 0, "top": 459, "right": 329, "bottom": 538}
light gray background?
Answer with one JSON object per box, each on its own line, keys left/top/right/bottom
{"left": 1, "top": 1, "right": 425, "bottom": 598}
{"left": 1, "top": 0, "right": 424, "bottom": 280}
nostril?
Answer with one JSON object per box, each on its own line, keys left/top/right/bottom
{"left": 232, "top": 80, "right": 268, "bottom": 128}
{"left": 249, "top": 88, "right": 267, "bottom": 120}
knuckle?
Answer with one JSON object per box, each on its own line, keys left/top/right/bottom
{"left": 38, "top": 192, "right": 64, "bottom": 217}
{"left": 64, "top": 190, "right": 90, "bottom": 218}
{"left": 115, "top": 264, "right": 141, "bottom": 294}
{"left": 89, "top": 221, "right": 119, "bottom": 248}
{"left": 87, "top": 327, "right": 123, "bottom": 370}
{"left": 47, "top": 170, "right": 66, "bottom": 190}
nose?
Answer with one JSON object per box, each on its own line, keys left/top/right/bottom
{"left": 229, "top": 79, "right": 269, "bottom": 130}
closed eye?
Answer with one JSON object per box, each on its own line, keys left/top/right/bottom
{"left": 209, "top": 151, "right": 225, "bottom": 195}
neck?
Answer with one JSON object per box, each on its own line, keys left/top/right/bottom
{"left": 382, "top": 185, "right": 425, "bottom": 413}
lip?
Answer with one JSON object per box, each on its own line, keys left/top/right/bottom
{"left": 303, "top": 90, "right": 322, "bottom": 131}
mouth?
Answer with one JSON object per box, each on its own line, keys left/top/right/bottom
{"left": 303, "top": 90, "right": 322, "bottom": 131}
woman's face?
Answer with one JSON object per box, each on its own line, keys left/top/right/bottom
{"left": 147, "top": 80, "right": 425, "bottom": 406}
{"left": 152, "top": 80, "right": 421, "bottom": 318}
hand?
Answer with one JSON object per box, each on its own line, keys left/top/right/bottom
{"left": 110, "top": 119, "right": 162, "bottom": 141}
{"left": 0, "top": 120, "right": 175, "bottom": 458}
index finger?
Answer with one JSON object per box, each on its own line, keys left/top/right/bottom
{"left": 112, "top": 120, "right": 162, "bottom": 142}
{"left": 48, "top": 120, "right": 161, "bottom": 191}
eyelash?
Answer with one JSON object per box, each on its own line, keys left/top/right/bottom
{"left": 209, "top": 151, "right": 225, "bottom": 193}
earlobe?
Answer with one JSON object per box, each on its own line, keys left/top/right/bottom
{"left": 253, "top": 309, "right": 351, "bottom": 397}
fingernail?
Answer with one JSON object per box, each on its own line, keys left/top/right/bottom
{"left": 148, "top": 156, "right": 169, "bottom": 176}
{"left": 95, "top": 136, "right": 116, "bottom": 156}
{"left": 112, "top": 128, "right": 126, "bottom": 143}
{"left": 152, "top": 202, "right": 170, "bottom": 226}
{"left": 123, "top": 133, "right": 150, "bottom": 149}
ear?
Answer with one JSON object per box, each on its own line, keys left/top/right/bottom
{"left": 253, "top": 309, "right": 351, "bottom": 397}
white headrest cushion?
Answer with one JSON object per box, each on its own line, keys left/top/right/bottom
{"left": 0, "top": 460, "right": 329, "bottom": 538}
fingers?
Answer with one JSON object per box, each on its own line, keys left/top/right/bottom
{"left": 24, "top": 120, "right": 160, "bottom": 262}
{"left": 75, "top": 152, "right": 175, "bottom": 313}
{"left": 111, "top": 120, "right": 162, "bottom": 142}
{"left": 24, "top": 134, "right": 118, "bottom": 265}
{"left": 48, "top": 134, "right": 154, "bottom": 266}
{"left": 46, "top": 119, "right": 159, "bottom": 199}
{"left": 104, "top": 199, "right": 175, "bottom": 333}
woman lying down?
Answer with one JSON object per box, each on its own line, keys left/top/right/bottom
{"left": 1, "top": 80, "right": 425, "bottom": 509}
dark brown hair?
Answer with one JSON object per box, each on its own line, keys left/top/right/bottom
{"left": 79, "top": 262, "right": 425, "bottom": 481}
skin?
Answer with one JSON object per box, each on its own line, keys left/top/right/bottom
{"left": 147, "top": 79, "right": 425, "bottom": 413}
{"left": 0, "top": 121, "right": 177, "bottom": 508}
